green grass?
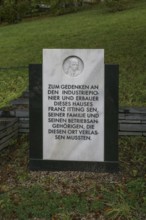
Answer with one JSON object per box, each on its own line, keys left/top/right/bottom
{"left": 0, "top": 135, "right": 146, "bottom": 219}
{"left": 0, "top": 0, "right": 146, "bottom": 107}
{"left": 0, "top": 69, "right": 28, "bottom": 107}
{"left": 1, "top": 182, "right": 145, "bottom": 219}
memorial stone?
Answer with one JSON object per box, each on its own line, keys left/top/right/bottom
{"left": 43, "top": 49, "right": 104, "bottom": 161}
{"left": 29, "top": 49, "right": 119, "bottom": 172}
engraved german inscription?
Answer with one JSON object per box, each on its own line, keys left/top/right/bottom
{"left": 43, "top": 49, "right": 104, "bottom": 161}
{"left": 47, "top": 84, "right": 99, "bottom": 141}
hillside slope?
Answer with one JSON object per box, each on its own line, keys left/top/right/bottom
{"left": 0, "top": 1, "right": 146, "bottom": 107}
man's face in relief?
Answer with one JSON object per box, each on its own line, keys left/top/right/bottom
{"left": 70, "top": 58, "right": 79, "bottom": 72}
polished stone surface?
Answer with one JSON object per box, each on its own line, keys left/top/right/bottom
{"left": 43, "top": 49, "right": 104, "bottom": 161}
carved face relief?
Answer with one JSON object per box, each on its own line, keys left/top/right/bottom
{"left": 63, "top": 56, "right": 84, "bottom": 77}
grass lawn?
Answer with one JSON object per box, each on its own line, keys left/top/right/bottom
{"left": 0, "top": 135, "right": 146, "bottom": 219}
{"left": 0, "top": 0, "right": 146, "bottom": 107}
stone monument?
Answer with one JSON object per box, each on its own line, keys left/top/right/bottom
{"left": 43, "top": 49, "right": 104, "bottom": 161}
{"left": 29, "top": 49, "right": 119, "bottom": 172}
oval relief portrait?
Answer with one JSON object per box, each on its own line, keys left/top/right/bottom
{"left": 63, "top": 56, "right": 84, "bottom": 77}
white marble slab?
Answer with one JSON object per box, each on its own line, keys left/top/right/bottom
{"left": 43, "top": 49, "right": 104, "bottom": 161}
